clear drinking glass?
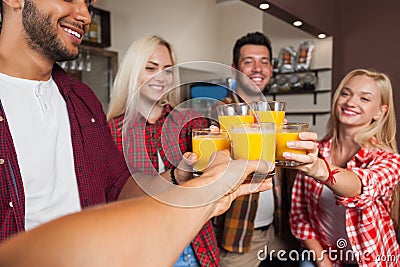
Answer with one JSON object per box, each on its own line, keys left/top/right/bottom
{"left": 230, "top": 122, "right": 276, "bottom": 183}
{"left": 275, "top": 123, "right": 309, "bottom": 167}
{"left": 250, "top": 101, "right": 286, "bottom": 125}
{"left": 216, "top": 103, "right": 255, "bottom": 132}
{"left": 192, "top": 129, "right": 230, "bottom": 175}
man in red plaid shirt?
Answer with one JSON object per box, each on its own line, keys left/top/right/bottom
{"left": 0, "top": 0, "right": 181, "bottom": 244}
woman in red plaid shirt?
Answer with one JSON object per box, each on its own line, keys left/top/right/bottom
{"left": 106, "top": 35, "right": 219, "bottom": 267}
{"left": 283, "top": 69, "right": 400, "bottom": 267}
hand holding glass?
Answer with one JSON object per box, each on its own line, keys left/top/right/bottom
{"left": 192, "top": 129, "right": 230, "bottom": 174}
{"left": 276, "top": 123, "right": 309, "bottom": 167}
{"left": 230, "top": 122, "right": 276, "bottom": 183}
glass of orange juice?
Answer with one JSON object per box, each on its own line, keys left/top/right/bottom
{"left": 192, "top": 129, "right": 230, "bottom": 175}
{"left": 230, "top": 122, "right": 276, "bottom": 182}
{"left": 276, "top": 123, "right": 309, "bottom": 167}
{"left": 250, "top": 101, "right": 286, "bottom": 125}
{"left": 216, "top": 103, "right": 255, "bottom": 132}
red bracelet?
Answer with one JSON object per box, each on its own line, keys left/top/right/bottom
{"left": 318, "top": 156, "right": 339, "bottom": 185}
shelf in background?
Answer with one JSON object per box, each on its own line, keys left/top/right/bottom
{"left": 286, "top": 110, "right": 330, "bottom": 115}
{"left": 273, "top": 67, "right": 332, "bottom": 76}
{"left": 266, "top": 89, "right": 331, "bottom": 104}
{"left": 286, "top": 110, "right": 331, "bottom": 125}
{"left": 267, "top": 89, "right": 330, "bottom": 95}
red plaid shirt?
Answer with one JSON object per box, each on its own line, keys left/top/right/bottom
{"left": 0, "top": 65, "right": 131, "bottom": 242}
{"left": 290, "top": 138, "right": 400, "bottom": 267}
{"left": 108, "top": 105, "right": 220, "bottom": 266}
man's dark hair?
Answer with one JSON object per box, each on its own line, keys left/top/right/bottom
{"left": 0, "top": 1, "right": 3, "bottom": 31}
{"left": 232, "top": 32, "right": 272, "bottom": 67}
{"left": 0, "top": 1, "right": 3, "bottom": 23}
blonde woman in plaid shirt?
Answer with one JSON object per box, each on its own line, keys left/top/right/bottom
{"left": 107, "top": 35, "right": 219, "bottom": 267}
{"left": 284, "top": 69, "right": 399, "bottom": 267}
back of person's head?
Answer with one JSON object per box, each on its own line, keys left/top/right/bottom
{"left": 326, "top": 68, "right": 397, "bottom": 152}
{"left": 1, "top": 1, "right": 4, "bottom": 27}
{"left": 107, "top": 35, "right": 176, "bottom": 120}
{"left": 232, "top": 32, "right": 272, "bottom": 67}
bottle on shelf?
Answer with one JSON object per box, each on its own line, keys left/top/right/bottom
{"left": 88, "top": 19, "right": 99, "bottom": 43}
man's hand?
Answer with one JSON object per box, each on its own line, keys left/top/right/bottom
{"left": 174, "top": 152, "right": 198, "bottom": 184}
{"left": 0, "top": 151, "right": 273, "bottom": 267}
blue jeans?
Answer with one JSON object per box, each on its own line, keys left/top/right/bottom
{"left": 173, "top": 244, "right": 200, "bottom": 267}
{"left": 299, "top": 248, "right": 358, "bottom": 267}
{"left": 301, "top": 261, "right": 357, "bottom": 267}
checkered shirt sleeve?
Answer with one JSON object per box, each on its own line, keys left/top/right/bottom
{"left": 290, "top": 138, "right": 400, "bottom": 267}
{"left": 108, "top": 107, "right": 219, "bottom": 266}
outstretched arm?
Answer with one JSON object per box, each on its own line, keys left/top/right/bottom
{"left": 118, "top": 152, "right": 199, "bottom": 200}
{"left": 0, "top": 150, "right": 273, "bottom": 267}
{"left": 283, "top": 132, "right": 362, "bottom": 197}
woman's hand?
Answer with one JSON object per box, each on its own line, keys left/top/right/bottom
{"left": 303, "top": 239, "right": 334, "bottom": 267}
{"left": 281, "top": 132, "right": 327, "bottom": 179}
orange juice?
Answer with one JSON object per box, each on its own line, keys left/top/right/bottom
{"left": 275, "top": 123, "right": 308, "bottom": 167}
{"left": 254, "top": 110, "right": 285, "bottom": 124}
{"left": 192, "top": 135, "right": 230, "bottom": 171}
{"left": 231, "top": 127, "right": 275, "bottom": 163}
{"left": 218, "top": 115, "right": 254, "bottom": 131}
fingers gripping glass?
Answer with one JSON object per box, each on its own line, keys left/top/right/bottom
{"left": 275, "top": 123, "right": 309, "bottom": 167}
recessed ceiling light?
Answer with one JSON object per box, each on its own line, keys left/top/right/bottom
{"left": 259, "top": 3, "right": 270, "bottom": 10}
{"left": 293, "top": 20, "right": 303, "bottom": 27}
{"left": 318, "top": 33, "right": 327, "bottom": 39}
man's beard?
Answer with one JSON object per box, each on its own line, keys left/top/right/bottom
{"left": 22, "top": 0, "right": 78, "bottom": 62}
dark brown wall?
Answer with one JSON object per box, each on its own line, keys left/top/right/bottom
{"left": 336, "top": 1, "right": 400, "bottom": 148}
{"left": 268, "top": 0, "right": 337, "bottom": 36}
{"left": 246, "top": 0, "right": 400, "bottom": 148}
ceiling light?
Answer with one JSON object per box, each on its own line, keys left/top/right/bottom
{"left": 317, "top": 33, "right": 327, "bottom": 39}
{"left": 293, "top": 20, "right": 303, "bottom": 27}
{"left": 259, "top": 3, "right": 270, "bottom": 10}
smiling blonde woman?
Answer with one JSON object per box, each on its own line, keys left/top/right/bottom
{"left": 287, "top": 69, "right": 399, "bottom": 267}
{"left": 107, "top": 35, "right": 219, "bottom": 267}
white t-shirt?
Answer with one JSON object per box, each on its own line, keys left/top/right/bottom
{"left": 254, "top": 188, "right": 274, "bottom": 228}
{"left": 0, "top": 72, "right": 81, "bottom": 231}
{"left": 158, "top": 151, "right": 165, "bottom": 173}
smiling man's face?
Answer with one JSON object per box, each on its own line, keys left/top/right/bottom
{"left": 22, "top": 0, "right": 91, "bottom": 62}
{"left": 234, "top": 44, "right": 273, "bottom": 95}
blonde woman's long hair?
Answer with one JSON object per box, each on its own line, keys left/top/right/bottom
{"left": 324, "top": 68, "right": 399, "bottom": 228}
{"left": 106, "top": 35, "right": 180, "bottom": 121}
